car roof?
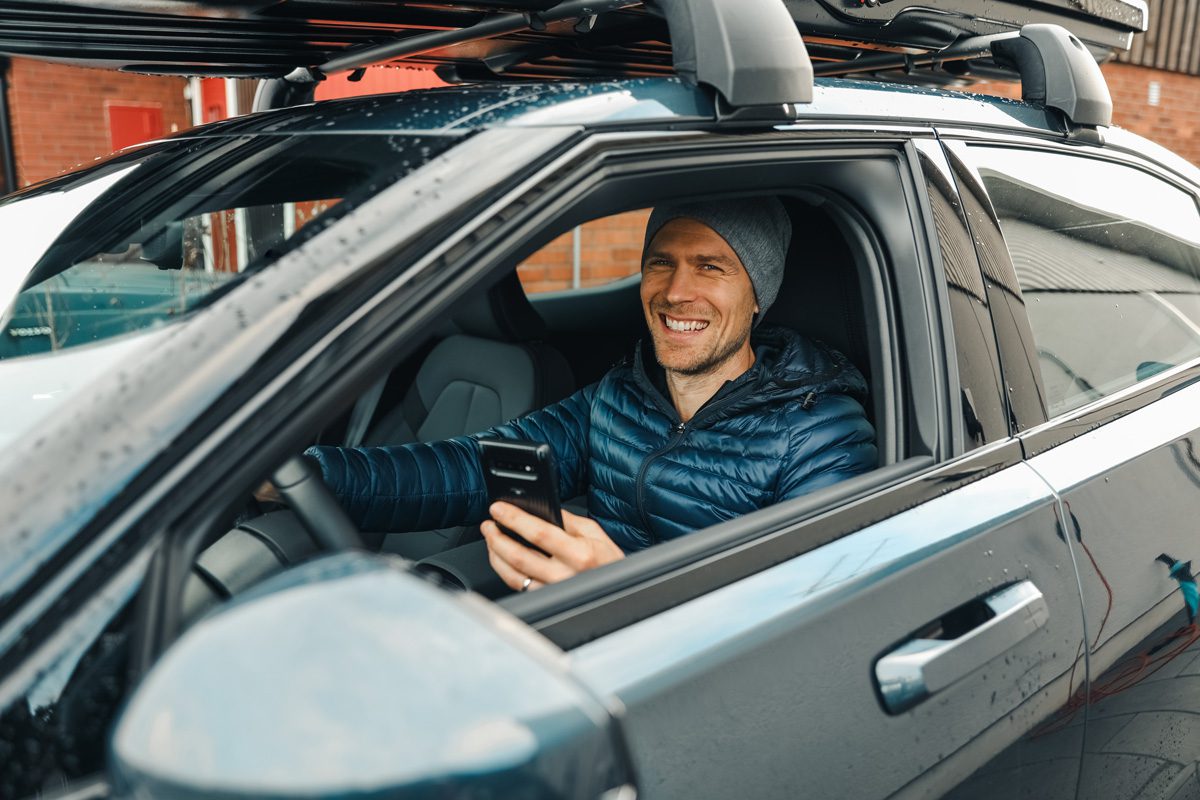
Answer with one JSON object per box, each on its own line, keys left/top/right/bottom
{"left": 173, "top": 76, "right": 1060, "bottom": 138}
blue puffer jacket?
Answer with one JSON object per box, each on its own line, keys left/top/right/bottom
{"left": 308, "top": 326, "right": 877, "bottom": 553}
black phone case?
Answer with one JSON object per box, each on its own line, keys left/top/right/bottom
{"left": 478, "top": 439, "right": 563, "bottom": 553}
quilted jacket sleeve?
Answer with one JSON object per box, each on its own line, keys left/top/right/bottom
{"left": 775, "top": 393, "right": 878, "bottom": 501}
{"left": 305, "top": 383, "right": 596, "bottom": 533}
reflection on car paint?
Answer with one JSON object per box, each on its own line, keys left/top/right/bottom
{"left": 571, "top": 461, "right": 1086, "bottom": 798}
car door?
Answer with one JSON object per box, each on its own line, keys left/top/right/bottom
{"left": 949, "top": 138, "right": 1200, "bottom": 800}
{"left": 506, "top": 134, "right": 1091, "bottom": 800}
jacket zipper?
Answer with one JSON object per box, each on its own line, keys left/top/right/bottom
{"left": 633, "top": 381, "right": 761, "bottom": 544}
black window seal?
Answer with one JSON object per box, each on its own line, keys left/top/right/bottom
{"left": 910, "top": 137, "right": 1012, "bottom": 450}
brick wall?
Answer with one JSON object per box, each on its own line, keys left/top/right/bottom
{"left": 5, "top": 58, "right": 191, "bottom": 187}
{"left": 518, "top": 209, "right": 650, "bottom": 294}
{"left": 967, "top": 62, "right": 1200, "bottom": 165}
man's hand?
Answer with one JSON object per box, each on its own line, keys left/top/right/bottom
{"left": 253, "top": 481, "right": 283, "bottom": 505}
{"left": 481, "top": 502, "right": 624, "bottom": 592}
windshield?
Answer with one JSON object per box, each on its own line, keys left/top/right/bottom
{"left": 0, "top": 132, "right": 462, "bottom": 356}
{"left": 0, "top": 131, "right": 461, "bottom": 440}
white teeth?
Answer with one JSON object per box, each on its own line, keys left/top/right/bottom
{"left": 664, "top": 315, "right": 709, "bottom": 332}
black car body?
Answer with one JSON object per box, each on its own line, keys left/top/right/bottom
{"left": 3, "top": 1, "right": 1200, "bottom": 798}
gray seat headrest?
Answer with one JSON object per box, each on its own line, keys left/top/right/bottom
{"left": 450, "top": 271, "right": 546, "bottom": 341}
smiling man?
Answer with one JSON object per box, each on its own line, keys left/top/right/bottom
{"left": 308, "top": 198, "right": 877, "bottom": 592}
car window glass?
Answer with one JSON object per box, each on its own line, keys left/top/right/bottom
{"left": 968, "top": 146, "right": 1200, "bottom": 416}
{"left": 0, "top": 133, "right": 460, "bottom": 361}
{"left": 518, "top": 209, "right": 647, "bottom": 293}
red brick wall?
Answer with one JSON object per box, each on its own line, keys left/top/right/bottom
{"left": 967, "top": 62, "right": 1200, "bottom": 165}
{"left": 518, "top": 209, "right": 650, "bottom": 294}
{"left": 315, "top": 66, "right": 446, "bottom": 101}
{"left": 6, "top": 58, "right": 191, "bottom": 187}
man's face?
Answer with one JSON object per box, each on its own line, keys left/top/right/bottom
{"left": 640, "top": 217, "right": 759, "bottom": 376}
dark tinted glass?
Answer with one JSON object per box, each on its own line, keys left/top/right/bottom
{"left": 968, "top": 146, "right": 1200, "bottom": 416}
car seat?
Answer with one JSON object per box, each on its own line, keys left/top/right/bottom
{"left": 361, "top": 272, "right": 575, "bottom": 557}
{"left": 766, "top": 198, "right": 882, "bottom": 461}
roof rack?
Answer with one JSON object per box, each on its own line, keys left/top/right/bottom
{"left": 814, "top": 22, "right": 1114, "bottom": 139}
{"left": 0, "top": 0, "right": 1142, "bottom": 134}
{"left": 256, "top": 0, "right": 815, "bottom": 117}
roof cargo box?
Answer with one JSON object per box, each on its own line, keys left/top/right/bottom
{"left": 0, "top": 0, "right": 1147, "bottom": 82}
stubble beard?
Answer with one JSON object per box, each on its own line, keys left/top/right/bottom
{"left": 653, "top": 321, "right": 751, "bottom": 377}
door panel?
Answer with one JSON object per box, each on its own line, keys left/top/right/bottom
{"left": 1025, "top": 384, "right": 1200, "bottom": 800}
{"left": 569, "top": 459, "right": 1086, "bottom": 799}
{"left": 951, "top": 139, "right": 1200, "bottom": 799}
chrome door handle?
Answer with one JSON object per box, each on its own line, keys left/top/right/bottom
{"left": 874, "top": 581, "right": 1049, "bottom": 714}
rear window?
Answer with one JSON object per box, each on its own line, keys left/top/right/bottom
{"left": 0, "top": 132, "right": 461, "bottom": 360}
{"left": 969, "top": 145, "right": 1200, "bottom": 416}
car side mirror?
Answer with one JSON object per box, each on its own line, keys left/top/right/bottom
{"left": 108, "top": 553, "right": 635, "bottom": 799}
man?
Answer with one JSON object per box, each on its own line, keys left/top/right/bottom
{"left": 307, "top": 198, "right": 877, "bottom": 591}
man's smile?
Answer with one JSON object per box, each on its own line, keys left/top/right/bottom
{"left": 660, "top": 313, "right": 710, "bottom": 333}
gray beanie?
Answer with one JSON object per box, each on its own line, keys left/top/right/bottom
{"left": 643, "top": 197, "right": 792, "bottom": 323}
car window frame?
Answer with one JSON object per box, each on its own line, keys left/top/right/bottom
{"left": 940, "top": 134, "right": 1200, "bottom": 458}
{"left": 125, "top": 129, "right": 981, "bottom": 660}
{"left": 485, "top": 131, "right": 979, "bottom": 644}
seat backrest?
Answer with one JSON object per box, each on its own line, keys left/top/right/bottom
{"left": 360, "top": 270, "right": 574, "bottom": 446}
{"left": 765, "top": 198, "right": 871, "bottom": 384}
{"left": 362, "top": 334, "right": 572, "bottom": 445}
{"left": 764, "top": 197, "right": 886, "bottom": 465}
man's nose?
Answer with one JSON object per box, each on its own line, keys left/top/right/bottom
{"left": 663, "top": 267, "right": 697, "bottom": 303}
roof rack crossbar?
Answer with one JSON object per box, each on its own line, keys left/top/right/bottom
{"left": 319, "top": 0, "right": 643, "bottom": 75}
{"left": 254, "top": 0, "right": 644, "bottom": 111}
{"left": 811, "top": 33, "right": 1012, "bottom": 78}
{"left": 813, "top": 23, "right": 1113, "bottom": 134}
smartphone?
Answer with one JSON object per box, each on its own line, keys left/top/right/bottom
{"left": 477, "top": 438, "right": 563, "bottom": 553}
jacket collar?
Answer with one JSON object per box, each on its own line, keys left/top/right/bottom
{"left": 629, "top": 325, "right": 867, "bottom": 422}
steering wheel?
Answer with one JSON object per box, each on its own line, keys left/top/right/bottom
{"left": 270, "top": 455, "right": 365, "bottom": 551}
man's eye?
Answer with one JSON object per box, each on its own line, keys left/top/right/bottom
{"left": 700, "top": 263, "right": 722, "bottom": 272}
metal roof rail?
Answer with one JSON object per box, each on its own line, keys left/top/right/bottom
{"left": 255, "top": 0, "right": 815, "bottom": 117}
{"left": 814, "top": 23, "right": 1113, "bottom": 141}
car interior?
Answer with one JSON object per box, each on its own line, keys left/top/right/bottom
{"left": 179, "top": 189, "right": 890, "bottom": 626}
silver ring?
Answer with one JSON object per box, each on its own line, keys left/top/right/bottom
{"left": 521, "top": 576, "right": 533, "bottom": 591}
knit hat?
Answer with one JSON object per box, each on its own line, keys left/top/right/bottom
{"left": 643, "top": 197, "right": 792, "bottom": 324}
